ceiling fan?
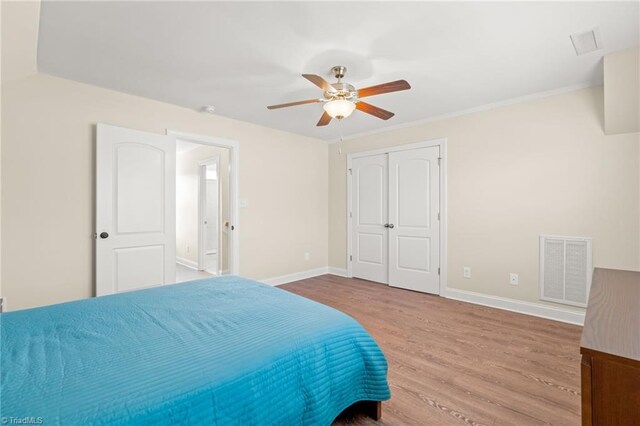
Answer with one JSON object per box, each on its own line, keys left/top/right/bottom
{"left": 267, "top": 66, "right": 411, "bottom": 126}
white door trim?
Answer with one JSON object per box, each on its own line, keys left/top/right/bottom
{"left": 167, "top": 130, "right": 240, "bottom": 276}
{"left": 346, "top": 138, "right": 448, "bottom": 296}
{"left": 197, "top": 156, "right": 220, "bottom": 273}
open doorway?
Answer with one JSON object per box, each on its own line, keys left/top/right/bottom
{"left": 199, "top": 158, "right": 220, "bottom": 274}
{"left": 175, "top": 140, "right": 231, "bottom": 283}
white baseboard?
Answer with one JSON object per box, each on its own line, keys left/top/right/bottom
{"left": 444, "top": 288, "right": 585, "bottom": 326}
{"left": 328, "top": 267, "right": 348, "bottom": 277}
{"left": 176, "top": 257, "right": 198, "bottom": 270}
{"left": 262, "top": 267, "right": 330, "bottom": 286}
{"left": 261, "top": 266, "right": 584, "bottom": 326}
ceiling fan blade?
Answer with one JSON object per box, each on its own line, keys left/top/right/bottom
{"left": 356, "top": 101, "right": 395, "bottom": 120}
{"left": 316, "top": 112, "right": 332, "bottom": 126}
{"left": 357, "top": 80, "right": 411, "bottom": 98}
{"left": 267, "top": 98, "right": 322, "bottom": 109}
{"left": 302, "top": 74, "right": 337, "bottom": 93}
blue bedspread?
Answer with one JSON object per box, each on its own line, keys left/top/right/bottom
{"left": 0, "top": 276, "right": 390, "bottom": 425}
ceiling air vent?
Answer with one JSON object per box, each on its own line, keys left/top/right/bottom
{"left": 539, "top": 235, "right": 593, "bottom": 307}
{"left": 570, "top": 28, "right": 603, "bottom": 56}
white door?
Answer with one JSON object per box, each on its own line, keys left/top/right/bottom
{"left": 351, "top": 154, "right": 388, "bottom": 284}
{"left": 96, "top": 124, "right": 176, "bottom": 296}
{"left": 388, "top": 147, "right": 440, "bottom": 294}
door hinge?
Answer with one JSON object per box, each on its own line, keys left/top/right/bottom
{"left": 437, "top": 157, "right": 442, "bottom": 166}
{"left": 438, "top": 267, "right": 441, "bottom": 275}
{"left": 349, "top": 212, "right": 352, "bottom": 218}
{"left": 437, "top": 212, "right": 440, "bottom": 221}
{"left": 350, "top": 255, "right": 353, "bottom": 261}
{"left": 348, "top": 168, "right": 352, "bottom": 175}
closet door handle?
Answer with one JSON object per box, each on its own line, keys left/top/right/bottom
{"left": 384, "top": 224, "right": 390, "bottom": 228}
{"left": 388, "top": 224, "right": 395, "bottom": 229}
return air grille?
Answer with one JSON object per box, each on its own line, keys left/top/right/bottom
{"left": 539, "top": 235, "right": 592, "bottom": 307}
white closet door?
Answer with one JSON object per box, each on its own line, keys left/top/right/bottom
{"left": 96, "top": 124, "right": 176, "bottom": 296}
{"left": 388, "top": 147, "right": 440, "bottom": 294}
{"left": 351, "top": 154, "right": 388, "bottom": 284}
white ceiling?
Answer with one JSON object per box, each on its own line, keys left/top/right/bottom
{"left": 37, "top": 1, "right": 639, "bottom": 141}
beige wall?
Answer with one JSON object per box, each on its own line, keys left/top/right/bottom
{"left": 1, "top": 73, "right": 328, "bottom": 310}
{"left": 329, "top": 86, "right": 640, "bottom": 311}
{"left": 3, "top": 79, "right": 639, "bottom": 314}
{"left": 176, "top": 145, "right": 230, "bottom": 272}
{"left": 1, "top": 1, "right": 39, "bottom": 85}
{"left": 604, "top": 47, "right": 640, "bottom": 135}
{"left": 1, "top": 0, "right": 41, "bottom": 307}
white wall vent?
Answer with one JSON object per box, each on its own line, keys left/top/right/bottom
{"left": 539, "top": 235, "right": 592, "bottom": 307}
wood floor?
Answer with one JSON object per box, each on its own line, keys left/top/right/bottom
{"left": 175, "top": 263, "right": 213, "bottom": 283}
{"left": 280, "top": 275, "right": 583, "bottom": 426}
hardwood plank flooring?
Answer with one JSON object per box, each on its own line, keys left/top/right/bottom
{"left": 280, "top": 275, "right": 582, "bottom": 426}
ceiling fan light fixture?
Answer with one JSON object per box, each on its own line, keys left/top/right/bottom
{"left": 323, "top": 99, "right": 355, "bottom": 119}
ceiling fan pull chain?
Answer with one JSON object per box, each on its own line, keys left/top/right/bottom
{"left": 338, "top": 118, "right": 344, "bottom": 155}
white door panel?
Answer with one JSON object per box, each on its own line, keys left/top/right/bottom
{"left": 351, "top": 154, "right": 388, "bottom": 284}
{"left": 397, "top": 236, "right": 431, "bottom": 272}
{"left": 114, "top": 245, "right": 165, "bottom": 292}
{"left": 96, "top": 124, "right": 176, "bottom": 296}
{"left": 357, "top": 233, "right": 385, "bottom": 264}
{"left": 388, "top": 147, "right": 440, "bottom": 294}
{"left": 397, "top": 158, "right": 432, "bottom": 228}
{"left": 115, "top": 144, "right": 164, "bottom": 233}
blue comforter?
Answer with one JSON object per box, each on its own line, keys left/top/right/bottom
{"left": 0, "top": 276, "right": 390, "bottom": 425}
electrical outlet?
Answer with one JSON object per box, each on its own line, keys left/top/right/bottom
{"left": 463, "top": 267, "right": 471, "bottom": 279}
{"left": 510, "top": 273, "right": 519, "bottom": 286}
{"left": 304, "top": 252, "right": 310, "bottom": 261}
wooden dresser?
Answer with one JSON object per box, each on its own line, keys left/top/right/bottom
{"left": 580, "top": 268, "right": 640, "bottom": 425}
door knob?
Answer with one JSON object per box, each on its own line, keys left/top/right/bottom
{"left": 100, "top": 232, "right": 109, "bottom": 239}
{"left": 384, "top": 224, "right": 390, "bottom": 228}
{"left": 388, "top": 224, "right": 395, "bottom": 229}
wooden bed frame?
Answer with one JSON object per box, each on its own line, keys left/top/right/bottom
{"left": 339, "top": 400, "right": 382, "bottom": 421}
{"left": 363, "top": 401, "right": 382, "bottom": 420}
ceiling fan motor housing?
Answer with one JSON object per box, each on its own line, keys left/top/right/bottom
{"left": 325, "top": 65, "right": 357, "bottom": 101}
{"left": 326, "top": 82, "right": 358, "bottom": 102}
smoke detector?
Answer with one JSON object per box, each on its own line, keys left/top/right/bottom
{"left": 570, "top": 28, "right": 603, "bottom": 56}
{"left": 202, "top": 105, "right": 216, "bottom": 114}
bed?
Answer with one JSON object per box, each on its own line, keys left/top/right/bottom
{"left": 0, "top": 276, "right": 390, "bottom": 425}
